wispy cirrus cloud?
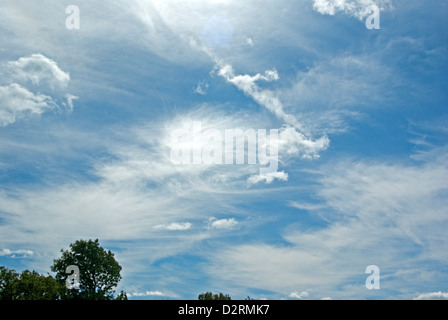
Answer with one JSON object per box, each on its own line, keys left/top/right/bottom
{"left": 312, "top": 0, "right": 394, "bottom": 19}
{"left": 0, "top": 106, "right": 285, "bottom": 273}
{"left": 0, "top": 0, "right": 445, "bottom": 301}
{"left": 413, "top": 291, "right": 448, "bottom": 300}
{"left": 289, "top": 201, "right": 326, "bottom": 211}
{"left": 205, "top": 145, "right": 448, "bottom": 299}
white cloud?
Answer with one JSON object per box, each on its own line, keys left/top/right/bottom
{"left": 289, "top": 201, "right": 326, "bottom": 211}
{"left": 217, "top": 65, "right": 292, "bottom": 126}
{"left": 97, "top": 106, "right": 264, "bottom": 185}
{"left": 208, "top": 217, "right": 238, "bottom": 230}
{"left": 217, "top": 64, "right": 330, "bottom": 162}
{"left": 247, "top": 171, "right": 288, "bottom": 185}
{"left": 127, "top": 290, "right": 178, "bottom": 298}
{"left": 0, "top": 248, "right": 34, "bottom": 258}
{"left": 414, "top": 292, "right": 448, "bottom": 300}
{"left": 0, "top": 54, "right": 76, "bottom": 126}
{"left": 0, "top": 83, "right": 57, "bottom": 126}
{"left": 155, "top": 222, "right": 192, "bottom": 231}
{"left": 278, "top": 126, "right": 330, "bottom": 159}
{"left": 289, "top": 291, "right": 309, "bottom": 299}
{"left": 312, "top": 0, "right": 393, "bottom": 20}
{"left": 7, "top": 53, "right": 70, "bottom": 89}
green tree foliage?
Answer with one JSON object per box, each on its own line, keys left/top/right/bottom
{"left": 51, "top": 239, "right": 122, "bottom": 300}
{"left": 198, "top": 291, "right": 231, "bottom": 300}
{"left": 0, "top": 266, "right": 62, "bottom": 300}
{"left": 115, "top": 290, "right": 128, "bottom": 300}
{"left": 0, "top": 266, "right": 18, "bottom": 300}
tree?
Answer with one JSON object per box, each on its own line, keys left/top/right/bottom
{"left": 0, "top": 266, "right": 18, "bottom": 299}
{"left": 0, "top": 266, "right": 62, "bottom": 300}
{"left": 198, "top": 292, "right": 231, "bottom": 300}
{"left": 115, "top": 290, "right": 128, "bottom": 300}
{"left": 51, "top": 239, "right": 122, "bottom": 300}
{"left": 14, "top": 270, "right": 62, "bottom": 300}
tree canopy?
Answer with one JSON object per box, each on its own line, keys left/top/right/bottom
{"left": 0, "top": 266, "right": 62, "bottom": 300}
{"left": 1, "top": 238, "right": 251, "bottom": 301}
{"left": 198, "top": 291, "right": 232, "bottom": 300}
{"left": 51, "top": 239, "right": 122, "bottom": 300}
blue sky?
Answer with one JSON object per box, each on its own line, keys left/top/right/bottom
{"left": 0, "top": 0, "right": 447, "bottom": 300}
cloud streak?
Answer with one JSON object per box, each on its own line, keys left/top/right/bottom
{"left": 216, "top": 63, "right": 330, "bottom": 168}
{"left": 414, "top": 292, "right": 448, "bottom": 300}
{"left": 313, "top": 0, "right": 393, "bottom": 19}
{"left": 0, "top": 249, "right": 34, "bottom": 258}
{"left": 155, "top": 222, "right": 192, "bottom": 231}
{"left": 126, "top": 290, "right": 178, "bottom": 298}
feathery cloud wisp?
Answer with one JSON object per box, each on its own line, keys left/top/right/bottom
{"left": 312, "top": 0, "right": 393, "bottom": 20}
